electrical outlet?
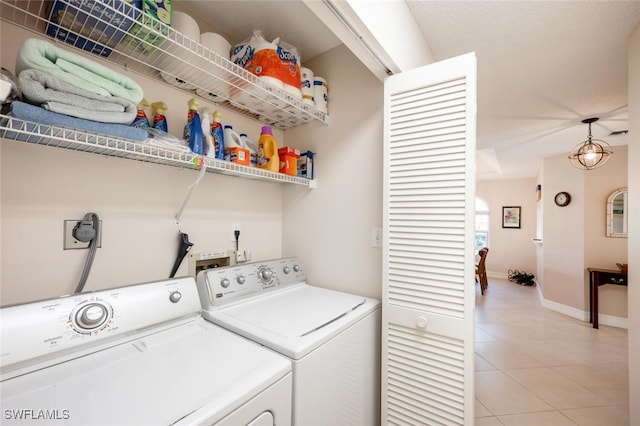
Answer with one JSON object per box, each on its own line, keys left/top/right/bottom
{"left": 64, "top": 220, "right": 102, "bottom": 250}
{"left": 371, "top": 227, "right": 382, "bottom": 248}
{"left": 236, "top": 250, "right": 252, "bottom": 263}
{"left": 230, "top": 223, "right": 241, "bottom": 242}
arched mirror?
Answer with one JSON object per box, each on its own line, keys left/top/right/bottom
{"left": 606, "top": 188, "right": 628, "bottom": 238}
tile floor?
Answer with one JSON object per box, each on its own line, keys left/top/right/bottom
{"left": 474, "top": 278, "right": 629, "bottom": 426}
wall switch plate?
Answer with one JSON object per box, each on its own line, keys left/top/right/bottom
{"left": 64, "top": 220, "right": 102, "bottom": 250}
{"left": 371, "top": 227, "right": 382, "bottom": 248}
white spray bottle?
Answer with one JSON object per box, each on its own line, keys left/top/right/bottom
{"left": 199, "top": 107, "right": 213, "bottom": 157}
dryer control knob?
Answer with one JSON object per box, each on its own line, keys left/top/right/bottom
{"left": 237, "top": 275, "right": 246, "bottom": 285}
{"left": 169, "top": 291, "right": 182, "bottom": 303}
{"left": 258, "top": 267, "right": 273, "bottom": 282}
{"left": 221, "top": 278, "right": 231, "bottom": 288}
{"left": 76, "top": 303, "right": 108, "bottom": 329}
{"left": 283, "top": 266, "right": 291, "bottom": 274}
{"left": 293, "top": 265, "right": 301, "bottom": 272}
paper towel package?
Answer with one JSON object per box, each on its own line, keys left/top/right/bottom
{"left": 231, "top": 30, "right": 301, "bottom": 95}
{"left": 46, "top": 0, "right": 139, "bottom": 57}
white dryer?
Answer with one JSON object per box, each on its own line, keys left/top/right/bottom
{"left": 0, "top": 277, "right": 292, "bottom": 426}
{"left": 196, "top": 257, "right": 381, "bottom": 426}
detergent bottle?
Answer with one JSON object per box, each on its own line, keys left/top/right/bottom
{"left": 199, "top": 107, "right": 213, "bottom": 157}
{"left": 257, "top": 125, "right": 279, "bottom": 172}
{"left": 210, "top": 110, "right": 225, "bottom": 160}
{"left": 151, "top": 101, "right": 168, "bottom": 132}
{"left": 132, "top": 98, "right": 150, "bottom": 128}
{"left": 240, "top": 133, "right": 258, "bottom": 166}
{"left": 183, "top": 98, "right": 203, "bottom": 155}
{"left": 224, "top": 125, "right": 250, "bottom": 165}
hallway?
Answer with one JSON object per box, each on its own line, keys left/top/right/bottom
{"left": 474, "top": 278, "right": 629, "bottom": 425}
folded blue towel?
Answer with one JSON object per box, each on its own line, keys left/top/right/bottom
{"left": 4, "top": 101, "right": 147, "bottom": 141}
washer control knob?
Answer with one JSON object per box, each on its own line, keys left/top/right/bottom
{"left": 221, "top": 278, "right": 231, "bottom": 288}
{"left": 76, "top": 303, "right": 108, "bottom": 329}
{"left": 237, "top": 275, "right": 246, "bottom": 285}
{"left": 258, "top": 267, "right": 273, "bottom": 282}
{"left": 169, "top": 291, "right": 182, "bottom": 303}
{"left": 293, "top": 265, "right": 301, "bottom": 272}
{"left": 283, "top": 266, "right": 291, "bottom": 274}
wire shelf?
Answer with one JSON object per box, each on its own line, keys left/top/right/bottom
{"left": 0, "top": 114, "right": 313, "bottom": 186}
{"left": 0, "top": 0, "right": 329, "bottom": 130}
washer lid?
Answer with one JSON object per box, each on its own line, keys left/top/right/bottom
{"left": 225, "top": 285, "right": 365, "bottom": 337}
{"left": 204, "top": 285, "right": 380, "bottom": 359}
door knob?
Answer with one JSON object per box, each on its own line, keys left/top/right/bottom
{"left": 416, "top": 316, "right": 427, "bottom": 329}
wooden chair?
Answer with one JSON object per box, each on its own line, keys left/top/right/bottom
{"left": 475, "top": 247, "right": 489, "bottom": 295}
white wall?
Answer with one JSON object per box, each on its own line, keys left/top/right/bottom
{"left": 541, "top": 146, "right": 628, "bottom": 321}
{"left": 1, "top": 24, "right": 384, "bottom": 306}
{"left": 584, "top": 145, "right": 628, "bottom": 318}
{"left": 283, "top": 45, "right": 384, "bottom": 300}
{"left": 476, "top": 178, "right": 537, "bottom": 278}
{"left": 1, "top": 24, "right": 287, "bottom": 305}
{"left": 627, "top": 22, "right": 639, "bottom": 426}
{"left": 541, "top": 154, "right": 586, "bottom": 313}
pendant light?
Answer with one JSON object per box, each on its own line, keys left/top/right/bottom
{"left": 568, "top": 117, "right": 613, "bottom": 170}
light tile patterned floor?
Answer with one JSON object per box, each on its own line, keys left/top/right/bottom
{"left": 474, "top": 278, "right": 629, "bottom": 425}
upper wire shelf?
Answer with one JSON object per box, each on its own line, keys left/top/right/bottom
{"left": 0, "top": 0, "right": 329, "bottom": 130}
{"left": 0, "top": 114, "right": 313, "bottom": 186}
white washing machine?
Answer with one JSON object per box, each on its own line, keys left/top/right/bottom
{"left": 0, "top": 277, "right": 292, "bottom": 426}
{"left": 196, "top": 257, "right": 381, "bottom": 426}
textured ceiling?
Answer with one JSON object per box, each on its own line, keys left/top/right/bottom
{"left": 405, "top": 1, "right": 640, "bottom": 180}
{"left": 179, "top": 1, "right": 640, "bottom": 180}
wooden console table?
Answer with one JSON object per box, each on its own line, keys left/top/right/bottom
{"left": 588, "top": 267, "right": 628, "bottom": 329}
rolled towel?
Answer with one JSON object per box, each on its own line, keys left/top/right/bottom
{"left": 15, "top": 38, "right": 143, "bottom": 104}
{"left": 19, "top": 69, "right": 137, "bottom": 124}
{"left": 7, "top": 101, "right": 148, "bottom": 141}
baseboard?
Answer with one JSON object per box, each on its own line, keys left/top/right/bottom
{"left": 541, "top": 298, "right": 589, "bottom": 322}
{"left": 541, "top": 298, "right": 628, "bottom": 329}
{"left": 597, "top": 313, "right": 629, "bottom": 329}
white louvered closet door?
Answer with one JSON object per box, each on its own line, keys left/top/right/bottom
{"left": 382, "top": 53, "right": 477, "bottom": 425}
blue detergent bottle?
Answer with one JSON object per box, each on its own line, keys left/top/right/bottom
{"left": 210, "top": 110, "right": 225, "bottom": 160}
{"left": 131, "top": 98, "right": 150, "bottom": 128}
{"left": 151, "top": 101, "right": 168, "bottom": 132}
{"left": 183, "top": 98, "right": 203, "bottom": 155}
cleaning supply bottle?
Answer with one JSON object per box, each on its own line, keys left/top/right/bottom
{"left": 199, "top": 106, "right": 213, "bottom": 157}
{"left": 224, "top": 125, "right": 250, "bottom": 165}
{"left": 240, "top": 133, "right": 258, "bottom": 166}
{"left": 132, "top": 98, "right": 150, "bottom": 128}
{"left": 183, "top": 98, "right": 203, "bottom": 155}
{"left": 151, "top": 101, "right": 168, "bottom": 132}
{"left": 257, "top": 125, "right": 279, "bottom": 172}
{"left": 210, "top": 110, "right": 225, "bottom": 160}
{"left": 223, "top": 125, "right": 241, "bottom": 157}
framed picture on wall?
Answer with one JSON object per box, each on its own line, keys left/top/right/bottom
{"left": 502, "top": 206, "right": 521, "bottom": 229}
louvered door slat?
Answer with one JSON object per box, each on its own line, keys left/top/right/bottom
{"left": 382, "top": 53, "right": 476, "bottom": 425}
